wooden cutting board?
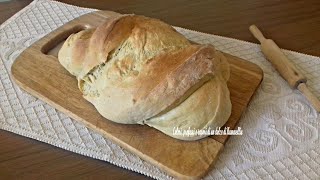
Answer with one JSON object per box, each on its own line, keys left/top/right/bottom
{"left": 11, "top": 11, "right": 263, "bottom": 180}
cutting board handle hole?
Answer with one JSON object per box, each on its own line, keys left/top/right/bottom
{"left": 41, "top": 24, "right": 89, "bottom": 57}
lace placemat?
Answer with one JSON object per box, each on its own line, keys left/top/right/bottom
{"left": 0, "top": 0, "right": 319, "bottom": 179}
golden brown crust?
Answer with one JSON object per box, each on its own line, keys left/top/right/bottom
{"left": 58, "top": 29, "right": 95, "bottom": 76}
{"left": 146, "top": 52, "right": 231, "bottom": 140}
{"left": 58, "top": 14, "right": 232, "bottom": 140}
{"left": 84, "top": 45, "right": 218, "bottom": 123}
{"left": 79, "top": 15, "right": 136, "bottom": 78}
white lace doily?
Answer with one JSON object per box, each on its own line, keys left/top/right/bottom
{"left": 0, "top": 1, "right": 319, "bottom": 179}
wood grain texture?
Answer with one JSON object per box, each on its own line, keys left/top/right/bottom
{"left": 1, "top": 0, "right": 319, "bottom": 179}
{"left": 0, "top": 0, "right": 31, "bottom": 24}
{"left": 10, "top": 11, "right": 262, "bottom": 179}
{"left": 0, "top": 130, "right": 148, "bottom": 180}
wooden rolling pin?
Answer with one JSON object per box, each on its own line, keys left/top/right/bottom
{"left": 249, "top": 25, "right": 320, "bottom": 113}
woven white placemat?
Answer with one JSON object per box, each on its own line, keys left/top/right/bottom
{"left": 0, "top": 0, "right": 319, "bottom": 179}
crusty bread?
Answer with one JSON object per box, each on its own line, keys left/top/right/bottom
{"left": 58, "top": 14, "right": 232, "bottom": 140}
{"left": 146, "top": 51, "right": 231, "bottom": 140}
{"left": 58, "top": 28, "right": 95, "bottom": 77}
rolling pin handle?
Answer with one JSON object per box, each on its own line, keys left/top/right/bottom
{"left": 297, "top": 83, "right": 320, "bottom": 113}
{"left": 249, "top": 25, "right": 266, "bottom": 43}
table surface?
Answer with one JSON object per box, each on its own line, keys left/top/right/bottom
{"left": 0, "top": 0, "right": 319, "bottom": 179}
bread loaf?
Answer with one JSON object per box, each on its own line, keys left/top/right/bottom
{"left": 58, "top": 14, "right": 231, "bottom": 140}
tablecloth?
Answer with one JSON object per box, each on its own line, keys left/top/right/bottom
{"left": 0, "top": 0, "right": 319, "bottom": 179}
